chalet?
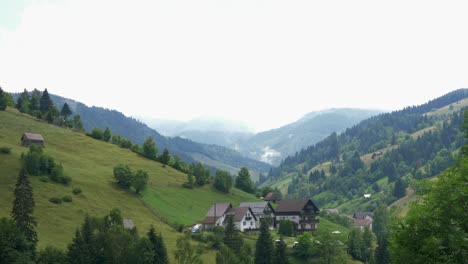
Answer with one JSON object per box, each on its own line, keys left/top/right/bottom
{"left": 225, "top": 207, "right": 258, "bottom": 232}
{"left": 353, "top": 212, "right": 373, "bottom": 221}
{"left": 239, "top": 201, "right": 275, "bottom": 229}
{"left": 21, "top": 133, "right": 45, "bottom": 147}
{"left": 353, "top": 218, "right": 372, "bottom": 230}
{"left": 275, "top": 198, "right": 319, "bottom": 232}
{"left": 201, "top": 203, "right": 232, "bottom": 230}
{"left": 263, "top": 192, "right": 281, "bottom": 203}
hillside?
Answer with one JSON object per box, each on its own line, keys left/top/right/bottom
{"left": 46, "top": 94, "right": 271, "bottom": 176}
{"left": 265, "top": 89, "right": 468, "bottom": 214}
{"left": 0, "top": 108, "right": 259, "bottom": 261}
{"left": 240, "top": 108, "right": 383, "bottom": 165}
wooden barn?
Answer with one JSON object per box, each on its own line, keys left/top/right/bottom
{"left": 21, "top": 133, "right": 45, "bottom": 147}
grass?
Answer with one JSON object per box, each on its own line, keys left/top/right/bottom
{"left": 0, "top": 108, "right": 256, "bottom": 262}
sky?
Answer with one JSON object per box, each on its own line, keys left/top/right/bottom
{"left": 1, "top": 0, "right": 467, "bottom": 132}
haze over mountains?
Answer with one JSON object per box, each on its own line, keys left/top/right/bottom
{"left": 143, "top": 108, "right": 383, "bottom": 165}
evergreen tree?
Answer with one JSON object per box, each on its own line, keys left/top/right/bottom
{"left": 40, "top": 88, "right": 54, "bottom": 113}
{"left": 11, "top": 168, "right": 38, "bottom": 252}
{"left": 214, "top": 169, "right": 233, "bottom": 193}
{"left": 255, "top": 219, "right": 274, "bottom": 264}
{"left": 16, "top": 89, "right": 30, "bottom": 113}
{"left": 160, "top": 148, "right": 171, "bottom": 165}
{"left": 60, "top": 102, "right": 72, "bottom": 119}
{"left": 67, "top": 228, "right": 93, "bottom": 264}
{"left": 0, "top": 87, "right": 7, "bottom": 110}
{"left": 361, "top": 227, "right": 374, "bottom": 263}
{"left": 143, "top": 137, "right": 158, "bottom": 160}
{"left": 348, "top": 228, "right": 363, "bottom": 260}
{"left": 216, "top": 244, "right": 241, "bottom": 264}
{"left": 393, "top": 178, "right": 407, "bottom": 198}
{"left": 103, "top": 127, "right": 112, "bottom": 142}
{"left": 29, "top": 89, "right": 41, "bottom": 114}
{"left": 224, "top": 217, "right": 243, "bottom": 254}
{"left": 148, "top": 226, "right": 168, "bottom": 264}
{"left": 0, "top": 217, "right": 33, "bottom": 263}
{"left": 73, "top": 115, "right": 84, "bottom": 130}
{"left": 274, "top": 239, "right": 289, "bottom": 264}
{"left": 373, "top": 205, "right": 390, "bottom": 264}
{"left": 235, "top": 167, "right": 255, "bottom": 194}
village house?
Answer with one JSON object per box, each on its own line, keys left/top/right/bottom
{"left": 225, "top": 207, "right": 258, "bottom": 232}
{"left": 21, "top": 133, "right": 45, "bottom": 147}
{"left": 263, "top": 192, "right": 281, "bottom": 203}
{"left": 275, "top": 198, "right": 320, "bottom": 232}
{"left": 353, "top": 212, "right": 373, "bottom": 221}
{"left": 201, "top": 203, "right": 232, "bottom": 230}
{"left": 353, "top": 212, "right": 373, "bottom": 230}
{"left": 239, "top": 201, "right": 275, "bottom": 229}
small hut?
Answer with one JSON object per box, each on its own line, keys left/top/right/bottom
{"left": 21, "top": 133, "right": 45, "bottom": 147}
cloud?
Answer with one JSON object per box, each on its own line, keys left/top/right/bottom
{"left": 1, "top": 0, "right": 467, "bottom": 132}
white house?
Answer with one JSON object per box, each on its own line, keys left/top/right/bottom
{"left": 201, "top": 203, "right": 232, "bottom": 230}
{"left": 224, "top": 207, "right": 257, "bottom": 232}
{"left": 239, "top": 201, "right": 275, "bottom": 229}
{"left": 275, "top": 198, "right": 320, "bottom": 231}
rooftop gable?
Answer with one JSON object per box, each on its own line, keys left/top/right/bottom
{"left": 276, "top": 198, "right": 319, "bottom": 213}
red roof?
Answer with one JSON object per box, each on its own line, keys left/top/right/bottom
{"left": 353, "top": 218, "right": 372, "bottom": 226}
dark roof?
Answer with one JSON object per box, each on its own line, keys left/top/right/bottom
{"left": 353, "top": 218, "right": 372, "bottom": 227}
{"left": 276, "top": 198, "right": 319, "bottom": 213}
{"left": 353, "top": 212, "right": 373, "bottom": 219}
{"left": 264, "top": 192, "right": 278, "bottom": 201}
{"left": 239, "top": 202, "right": 274, "bottom": 215}
{"left": 205, "top": 203, "right": 232, "bottom": 217}
{"left": 226, "top": 207, "right": 257, "bottom": 222}
{"left": 22, "top": 133, "right": 44, "bottom": 141}
{"left": 201, "top": 216, "right": 218, "bottom": 224}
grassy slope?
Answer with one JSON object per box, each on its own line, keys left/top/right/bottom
{"left": 0, "top": 108, "right": 257, "bottom": 262}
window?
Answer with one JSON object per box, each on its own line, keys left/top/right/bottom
{"left": 251, "top": 221, "right": 253, "bottom": 226}
{"left": 243, "top": 221, "right": 246, "bottom": 226}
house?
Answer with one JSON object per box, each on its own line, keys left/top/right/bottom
{"left": 225, "top": 207, "right": 258, "bottom": 232}
{"left": 353, "top": 212, "right": 373, "bottom": 221}
{"left": 239, "top": 201, "right": 275, "bottom": 229}
{"left": 275, "top": 198, "right": 320, "bottom": 232}
{"left": 263, "top": 192, "right": 281, "bottom": 203}
{"left": 123, "top": 219, "right": 135, "bottom": 230}
{"left": 353, "top": 218, "right": 372, "bottom": 230}
{"left": 21, "top": 133, "right": 45, "bottom": 147}
{"left": 201, "top": 203, "right": 232, "bottom": 230}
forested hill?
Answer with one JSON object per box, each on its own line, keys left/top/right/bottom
{"left": 264, "top": 88, "right": 468, "bottom": 213}
{"left": 47, "top": 94, "right": 271, "bottom": 174}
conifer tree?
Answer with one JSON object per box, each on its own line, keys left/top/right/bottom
{"left": 29, "top": 89, "right": 41, "bottom": 113}
{"left": 143, "top": 137, "right": 158, "bottom": 160}
{"left": 0, "top": 87, "right": 7, "bottom": 110}
{"left": 255, "top": 219, "right": 274, "bottom": 264}
{"left": 223, "top": 216, "right": 243, "bottom": 254}
{"left": 60, "top": 102, "right": 72, "bottom": 119}
{"left": 160, "top": 148, "right": 171, "bottom": 165}
{"left": 361, "top": 227, "right": 374, "bottom": 263}
{"left": 16, "top": 89, "right": 30, "bottom": 113}
{"left": 235, "top": 167, "right": 255, "bottom": 194}
{"left": 11, "top": 168, "right": 38, "bottom": 252}
{"left": 148, "top": 226, "right": 168, "bottom": 264}
{"left": 274, "top": 239, "right": 289, "bottom": 264}
{"left": 103, "top": 127, "right": 112, "bottom": 142}
{"left": 40, "top": 88, "right": 54, "bottom": 113}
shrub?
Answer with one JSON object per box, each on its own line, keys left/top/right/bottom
{"left": 62, "top": 195, "right": 72, "bottom": 203}
{"left": 278, "top": 220, "right": 295, "bottom": 237}
{"left": 0, "top": 147, "right": 11, "bottom": 154}
{"left": 49, "top": 197, "right": 62, "bottom": 204}
{"left": 50, "top": 164, "right": 71, "bottom": 185}
{"left": 72, "top": 187, "right": 82, "bottom": 195}
{"left": 39, "top": 177, "right": 50, "bottom": 183}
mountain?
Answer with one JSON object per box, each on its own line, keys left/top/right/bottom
{"left": 140, "top": 117, "right": 254, "bottom": 149}
{"left": 264, "top": 89, "right": 468, "bottom": 214}
{"left": 0, "top": 107, "right": 258, "bottom": 261}
{"left": 240, "top": 108, "right": 383, "bottom": 165}
{"left": 44, "top": 94, "right": 271, "bottom": 176}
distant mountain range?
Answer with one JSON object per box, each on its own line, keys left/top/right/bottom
{"left": 143, "top": 109, "right": 383, "bottom": 165}
{"left": 13, "top": 94, "right": 272, "bottom": 175}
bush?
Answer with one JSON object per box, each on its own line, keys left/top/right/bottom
{"left": 49, "top": 197, "right": 62, "bottom": 204}
{"left": 39, "top": 177, "right": 50, "bottom": 183}
{"left": 50, "top": 164, "right": 71, "bottom": 185}
{"left": 72, "top": 187, "right": 82, "bottom": 195}
{"left": 0, "top": 147, "right": 11, "bottom": 154}
{"left": 278, "top": 220, "right": 295, "bottom": 237}
{"left": 62, "top": 195, "right": 72, "bottom": 203}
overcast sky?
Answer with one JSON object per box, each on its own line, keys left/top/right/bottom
{"left": 1, "top": 0, "right": 467, "bottom": 132}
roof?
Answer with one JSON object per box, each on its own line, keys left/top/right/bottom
{"left": 276, "top": 198, "right": 319, "bottom": 213}
{"left": 123, "top": 219, "right": 135, "bottom": 229}
{"left": 264, "top": 192, "right": 277, "bottom": 201}
{"left": 205, "top": 203, "right": 232, "bottom": 217}
{"left": 22, "top": 133, "right": 44, "bottom": 141}
{"left": 353, "top": 212, "right": 374, "bottom": 219}
{"left": 353, "top": 218, "right": 372, "bottom": 227}
{"left": 239, "top": 202, "right": 274, "bottom": 215}
{"left": 201, "top": 216, "right": 218, "bottom": 224}
{"left": 226, "top": 207, "right": 257, "bottom": 222}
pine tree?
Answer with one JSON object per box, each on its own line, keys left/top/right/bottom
{"left": 16, "top": 89, "right": 30, "bottom": 113}
{"left": 235, "top": 167, "right": 254, "bottom": 194}
{"left": 148, "top": 226, "right": 169, "bottom": 264}
{"left": 60, "top": 102, "right": 72, "bottom": 119}
{"left": 274, "top": 239, "right": 289, "bottom": 264}
{"left": 160, "top": 148, "right": 171, "bottom": 165}
{"left": 29, "top": 89, "right": 41, "bottom": 114}
{"left": 393, "top": 178, "right": 407, "bottom": 198}
{"left": 67, "top": 228, "right": 93, "bottom": 264}
{"left": 40, "top": 88, "right": 54, "bottom": 113}
{"left": 0, "top": 87, "right": 7, "bottom": 110}
{"left": 361, "top": 227, "right": 374, "bottom": 263}
{"left": 223, "top": 216, "right": 243, "bottom": 254}
{"left": 103, "top": 127, "right": 112, "bottom": 142}
{"left": 143, "top": 137, "right": 158, "bottom": 160}
{"left": 11, "top": 168, "right": 38, "bottom": 252}
{"left": 255, "top": 219, "right": 274, "bottom": 264}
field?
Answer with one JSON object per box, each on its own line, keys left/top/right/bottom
{"left": 0, "top": 108, "right": 256, "bottom": 262}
